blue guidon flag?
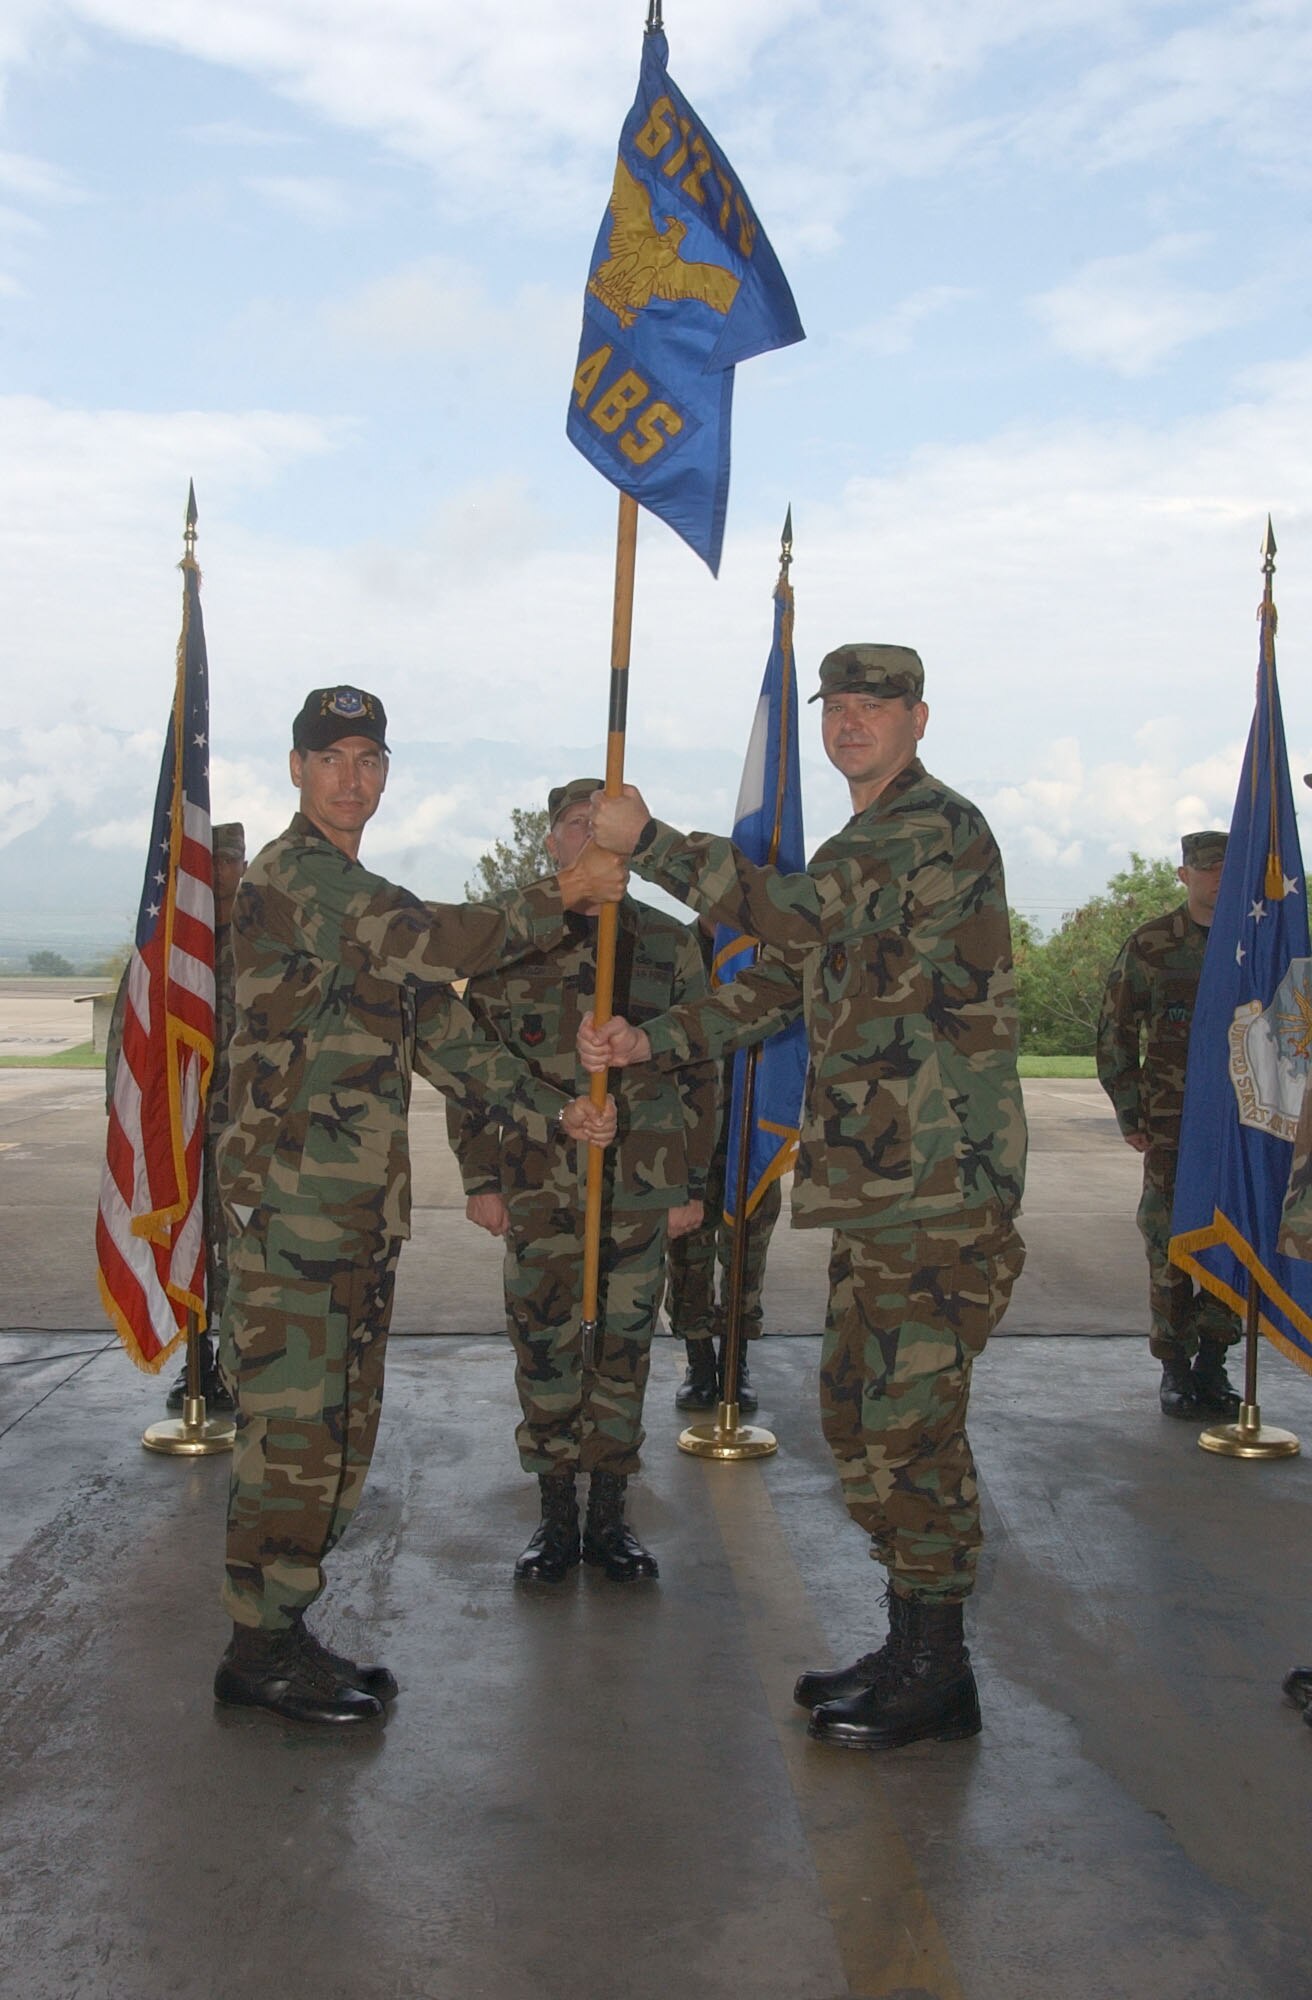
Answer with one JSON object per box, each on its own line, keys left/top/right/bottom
{"left": 1169, "top": 566, "right": 1312, "bottom": 1375}
{"left": 713, "top": 558, "right": 808, "bottom": 1218}
{"left": 567, "top": 24, "right": 804, "bottom": 574}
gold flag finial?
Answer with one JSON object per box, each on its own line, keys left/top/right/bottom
{"left": 1258, "top": 517, "right": 1283, "bottom": 898}
{"left": 184, "top": 481, "right": 198, "bottom": 563}
{"left": 779, "top": 503, "right": 793, "bottom": 578}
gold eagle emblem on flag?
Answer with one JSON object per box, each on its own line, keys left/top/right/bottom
{"left": 587, "top": 157, "right": 740, "bottom": 330}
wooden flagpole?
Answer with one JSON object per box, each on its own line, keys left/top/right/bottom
{"left": 580, "top": 492, "right": 639, "bottom": 1369}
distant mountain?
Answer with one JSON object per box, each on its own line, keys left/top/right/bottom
{"left": 0, "top": 730, "right": 849, "bottom": 967}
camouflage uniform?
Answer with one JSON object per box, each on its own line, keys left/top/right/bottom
{"left": 664, "top": 921, "right": 781, "bottom": 1345}
{"left": 627, "top": 756, "right": 1027, "bottom": 1603}
{"left": 664, "top": 1129, "right": 781, "bottom": 1342}
{"left": 449, "top": 900, "right": 717, "bottom": 1477}
{"left": 218, "top": 811, "right": 578, "bottom": 1631}
{"left": 1280, "top": 1084, "right": 1312, "bottom": 1257}
{"left": 1096, "top": 903, "right": 1241, "bottom": 1357}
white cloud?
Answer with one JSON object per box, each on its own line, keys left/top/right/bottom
{"left": 845, "top": 285, "right": 973, "bottom": 357}
{"left": 187, "top": 118, "right": 301, "bottom": 148}
{"left": 1032, "top": 234, "right": 1259, "bottom": 375}
{"left": 321, "top": 256, "right": 578, "bottom": 362}
{"left": 0, "top": 146, "right": 81, "bottom": 202}
{"left": 245, "top": 173, "right": 358, "bottom": 228}
{"left": 1023, "top": 2, "right": 1312, "bottom": 180}
{"left": 4, "top": 320, "right": 1312, "bottom": 920}
{"left": 984, "top": 731, "right": 1249, "bottom": 879}
{"left": 5, "top": 0, "right": 1299, "bottom": 248}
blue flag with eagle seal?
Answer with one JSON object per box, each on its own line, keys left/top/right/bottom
{"left": 1169, "top": 578, "right": 1312, "bottom": 1375}
{"left": 567, "top": 27, "right": 804, "bottom": 574}
{"left": 713, "top": 566, "right": 808, "bottom": 1221}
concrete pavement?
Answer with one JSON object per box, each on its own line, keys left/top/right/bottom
{"left": 0, "top": 1070, "right": 1147, "bottom": 1337}
{"left": 5, "top": 1070, "right": 1311, "bottom": 1999}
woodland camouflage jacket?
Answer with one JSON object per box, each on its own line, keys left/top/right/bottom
{"left": 217, "top": 813, "right": 574, "bottom": 1236}
{"left": 1096, "top": 903, "right": 1208, "bottom": 1150}
{"left": 448, "top": 899, "right": 718, "bottom": 1213}
{"left": 628, "top": 758, "right": 1027, "bottom": 1232}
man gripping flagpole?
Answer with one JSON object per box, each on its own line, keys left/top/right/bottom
{"left": 567, "top": 0, "right": 803, "bottom": 1367}
{"left": 1169, "top": 520, "right": 1310, "bottom": 1457}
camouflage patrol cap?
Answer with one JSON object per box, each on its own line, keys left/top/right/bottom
{"left": 211, "top": 822, "right": 245, "bottom": 858}
{"left": 807, "top": 643, "right": 925, "bottom": 704}
{"left": 548, "top": 778, "right": 603, "bottom": 825}
{"left": 292, "top": 686, "right": 389, "bottom": 754}
{"left": 1181, "top": 831, "right": 1228, "bottom": 868}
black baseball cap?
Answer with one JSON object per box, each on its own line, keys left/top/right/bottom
{"left": 292, "top": 686, "right": 389, "bottom": 754}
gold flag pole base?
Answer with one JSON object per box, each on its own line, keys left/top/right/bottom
{"left": 679, "top": 1398, "right": 778, "bottom": 1462}
{"left": 143, "top": 1393, "right": 235, "bottom": 1458}
{"left": 1198, "top": 1402, "right": 1300, "bottom": 1460}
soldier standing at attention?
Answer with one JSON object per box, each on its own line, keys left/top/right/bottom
{"left": 105, "top": 820, "right": 247, "bottom": 1413}
{"left": 581, "top": 645, "right": 1027, "bottom": 1752}
{"left": 665, "top": 917, "right": 781, "bottom": 1415}
{"left": 1096, "top": 832, "right": 1242, "bottom": 1418}
{"left": 449, "top": 779, "right": 717, "bottom": 1584}
{"left": 214, "top": 691, "right": 621, "bottom": 1728}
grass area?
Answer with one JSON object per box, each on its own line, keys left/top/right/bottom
{"left": 0, "top": 1044, "right": 1096, "bottom": 1080}
{"left": 0, "top": 1042, "right": 104, "bottom": 1070}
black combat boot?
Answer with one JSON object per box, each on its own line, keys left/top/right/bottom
{"left": 1192, "top": 1339, "right": 1242, "bottom": 1417}
{"left": 582, "top": 1470, "right": 659, "bottom": 1581}
{"left": 675, "top": 1339, "right": 719, "bottom": 1411}
{"left": 1281, "top": 1665, "right": 1312, "bottom": 1711}
{"left": 165, "top": 1333, "right": 234, "bottom": 1413}
{"left": 719, "top": 1339, "right": 758, "bottom": 1415}
{"left": 514, "top": 1473, "right": 581, "bottom": 1584}
{"left": 213, "top": 1624, "right": 385, "bottom": 1725}
{"left": 807, "top": 1594, "right": 981, "bottom": 1750}
{"left": 292, "top": 1615, "right": 399, "bottom": 1702}
{"left": 794, "top": 1587, "right": 908, "bottom": 1709}
{"left": 1159, "top": 1355, "right": 1198, "bottom": 1417}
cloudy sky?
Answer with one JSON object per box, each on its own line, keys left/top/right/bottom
{"left": 2, "top": 0, "right": 1311, "bottom": 954}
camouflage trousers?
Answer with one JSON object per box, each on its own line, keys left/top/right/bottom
{"left": 201, "top": 1146, "right": 229, "bottom": 1341}
{"left": 220, "top": 1204, "right": 401, "bottom": 1632}
{"left": 503, "top": 1199, "right": 667, "bottom": 1477}
{"left": 664, "top": 1159, "right": 781, "bottom": 1344}
{"left": 819, "top": 1206, "right": 1026, "bottom": 1604}
{"left": 1138, "top": 1148, "right": 1241, "bottom": 1359}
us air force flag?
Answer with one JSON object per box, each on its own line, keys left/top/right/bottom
{"left": 713, "top": 567, "right": 808, "bottom": 1220}
{"left": 567, "top": 26, "right": 804, "bottom": 574}
{"left": 1170, "top": 581, "right": 1312, "bottom": 1375}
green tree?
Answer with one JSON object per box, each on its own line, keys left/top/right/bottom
{"left": 1014, "top": 852, "right": 1183, "bottom": 1056}
{"left": 28, "top": 949, "right": 75, "bottom": 977}
{"left": 96, "top": 941, "right": 133, "bottom": 986}
{"left": 464, "top": 806, "right": 551, "bottom": 900}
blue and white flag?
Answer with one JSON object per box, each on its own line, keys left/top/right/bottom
{"left": 714, "top": 564, "right": 808, "bottom": 1220}
{"left": 1170, "top": 571, "right": 1312, "bottom": 1375}
{"left": 567, "top": 25, "right": 804, "bottom": 574}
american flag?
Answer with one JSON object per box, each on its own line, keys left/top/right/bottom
{"left": 96, "top": 497, "right": 216, "bottom": 1371}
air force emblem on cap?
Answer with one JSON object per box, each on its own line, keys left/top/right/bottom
{"left": 292, "top": 684, "right": 389, "bottom": 753}
{"left": 324, "top": 688, "right": 373, "bottom": 721}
